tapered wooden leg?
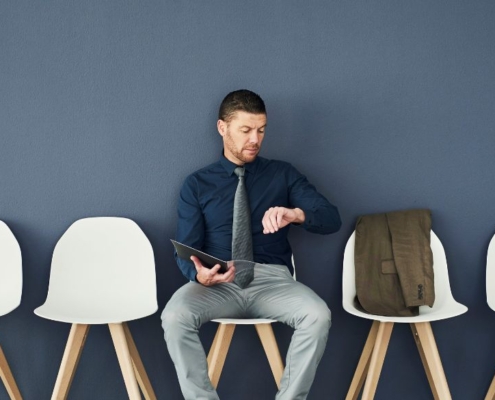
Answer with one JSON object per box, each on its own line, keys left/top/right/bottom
{"left": 361, "top": 322, "right": 394, "bottom": 400}
{"left": 255, "top": 323, "right": 284, "bottom": 388}
{"left": 207, "top": 324, "right": 236, "bottom": 388}
{"left": 411, "top": 322, "right": 452, "bottom": 400}
{"left": 108, "top": 323, "right": 140, "bottom": 400}
{"left": 346, "top": 321, "right": 380, "bottom": 400}
{"left": 410, "top": 323, "right": 436, "bottom": 398}
{"left": 51, "top": 324, "right": 90, "bottom": 400}
{"left": 122, "top": 323, "right": 157, "bottom": 400}
{"left": 485, "top": 373, "right": 495, "bottom": 400}
{"left": 0, "top": 345, "right": 23, "bottom": 400}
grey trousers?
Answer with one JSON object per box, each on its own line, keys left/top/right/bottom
{"left": 161, "top": 263, "right": 331, "bottom": 400}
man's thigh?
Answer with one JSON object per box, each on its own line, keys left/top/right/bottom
{"left": 245, "top": 264, "right": 331, "bottom": 328}
{"left": 163, "top": 281, "right": 246, "bottom": 326}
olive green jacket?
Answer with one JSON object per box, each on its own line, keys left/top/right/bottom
{"left": 354, "top": 209, "right": 435, "bottom": 317}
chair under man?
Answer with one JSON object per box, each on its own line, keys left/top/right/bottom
{"left": 343, "top": 230, "right": 467, "bottom": 400}
{"left": 207, "top": 257, "right": 296, "bottom": 389}
{"left": 34, "top": 217, "right": 158, "bottom": 400}
{"left": 0, "top": 221, "right": 23, "bottom": 400}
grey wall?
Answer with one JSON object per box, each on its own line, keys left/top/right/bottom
{"left": 1, "top": 1, "right": 494, "bottom": 399}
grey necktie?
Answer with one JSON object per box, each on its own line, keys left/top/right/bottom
{"left": 232, "top": 167, "right": 254, "bottom": 288}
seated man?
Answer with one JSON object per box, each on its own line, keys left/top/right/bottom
{"left": 162, "top": 89, "right": 341, "bottom": 400}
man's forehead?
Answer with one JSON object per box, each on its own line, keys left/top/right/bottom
{"left": 229, "top": 111, "right": 267, "bottom": 126}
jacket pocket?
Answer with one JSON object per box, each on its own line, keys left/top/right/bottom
{"left": 381, "top": 259, "right": 397, "bottom": 274}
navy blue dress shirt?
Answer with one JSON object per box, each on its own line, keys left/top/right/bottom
{"left": 175, "top": 154, "right": 342, "bottom": 281}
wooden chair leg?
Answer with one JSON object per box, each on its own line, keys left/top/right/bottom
{"left": 255, "top": 323, "right": 284, "bottom": 389}
{"left": 207, "top": 324, "right": 236, "bottom": 388}
{"left": 51, "top": 324, "right": 90, "bottom": 400}
{"left": 361, "top": 322, "right": 394, "bottom": 400}
{"left": 411, "top": 322, "right": 452, "bottom": 400}
{"left": 122, "top": 322, "right": 157, "bottom": 400}
{"left": 485, "top": 372, "right": 495, "bottom": 400}
{"left": 0, "top": 344, "right": 23, "bottom": 400}
{"left": 346, "top": 321, "right": 380, "bottom": 400}
{"left": 108, "top": 323, "right": 140, "bottom": 400}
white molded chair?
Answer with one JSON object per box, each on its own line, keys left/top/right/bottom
{"left": 207, "top": 257, "right": 296, "bottom": 389}
{"left": 343, "top": 230, "right": 467, "bottom": 400}
{"left": 0, "top": 221, "right": 23, "bottom": 400}
{"left": 34, "top": 217, "right": 158, "bottom": 400}
{"left": 484, "top": 234, "right": 495, "bottom": 400}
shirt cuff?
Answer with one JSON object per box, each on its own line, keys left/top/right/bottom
{"left": 300, "top": 207, "right": 317, "bottom": 230}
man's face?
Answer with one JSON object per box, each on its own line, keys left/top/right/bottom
{"left": 217, "top": 111, "right": 267, "bottom": 165}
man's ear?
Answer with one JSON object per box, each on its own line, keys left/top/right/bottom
{"left": 217, "top": 119, "right": 226, "bottom": 137}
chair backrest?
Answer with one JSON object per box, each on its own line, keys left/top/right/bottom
{"left": 38, "top": 217, "right": 157, "bottom": 323}
{"left": 343, "top": 230, "right": 459, "bottom": 317}
{"left": 0, "top": 221, "right": 22, "bottom": 317}
{"left": 486, "top": 234, "right": 495, "bottom": 310}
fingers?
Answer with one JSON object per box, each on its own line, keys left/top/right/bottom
{"left": 190, "top": 255, "right": 203, "bottom": 271}
{"left": 210, "top": 263, "right": 222, "bottom": 274}
{"left": 222, "top": 265, "right": 236, "bottom": 283}
{"left": 277, "top": 209, "right": 284, "bottom": 228}
{"left": 192, "top": 256, "right": 236, "bottom": 286}
{"left": 262, "top": 207, "right": 279, "bottom": 233}
{"left": 262, "top": 207, "right": 292, "bottom": 234}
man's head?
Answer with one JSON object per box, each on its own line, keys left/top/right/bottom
{"left": 218, "top": 89, "right": 266, "bottom": 123}
{"left": 217, "top": 90, "right": 267, "bottom": 165}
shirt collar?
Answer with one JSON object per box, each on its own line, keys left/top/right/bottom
{"left": 219, "top": 152, "right": 261, "bottom": 176}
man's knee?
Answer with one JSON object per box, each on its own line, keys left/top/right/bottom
{"left": 299, "top": 300, "right": 332, "bottom": 334}
{"left": 161, "top": 302, "right": 199, "bottom": 339}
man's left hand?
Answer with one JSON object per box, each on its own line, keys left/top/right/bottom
{"left": 262, "top": 207, "right": 305, "bottom": 234}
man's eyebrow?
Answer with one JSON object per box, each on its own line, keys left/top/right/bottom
{"left": 239, "top": 124, "right": 267, "bottom": 130}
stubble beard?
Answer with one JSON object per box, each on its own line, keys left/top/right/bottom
{"left": 224, "top": 131, "right": 260, "bottom": 164}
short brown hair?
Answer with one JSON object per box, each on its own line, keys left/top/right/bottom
{"left": 218, "top": 89, "right": 266, "bottom": 122}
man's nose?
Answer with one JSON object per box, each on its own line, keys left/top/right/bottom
{"left": 248, "top": 131, "right": 259, "bottom": 143}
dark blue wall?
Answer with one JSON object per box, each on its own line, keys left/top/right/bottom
{"left": 1, "top": 1, "right": 494, "bottom": 399}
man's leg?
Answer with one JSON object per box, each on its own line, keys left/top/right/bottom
{"left": 162, "top": 282, "right": 244, "bottom": 400}
{"left": 246, "top": 264, "right": 332, "bottom": 400}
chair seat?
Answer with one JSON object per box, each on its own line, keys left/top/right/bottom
{"left": 0, "top": 288, "right": 22, "bottom": 317}
{"left": 343, "top": 298, "right": 467, "bottom": 324}
{"left": 35, "top": 303, "right": 158, "bottom": 325}
{"left": 211, "top": 318, "right": 277, "bottom": 325}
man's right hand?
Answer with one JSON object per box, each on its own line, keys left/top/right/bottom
{"left": 191, "top": 255, "right": 236, "bottom": 286}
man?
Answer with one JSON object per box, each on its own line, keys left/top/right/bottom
{"left": 162, "top": 89, "right": 341, "bottom": 399}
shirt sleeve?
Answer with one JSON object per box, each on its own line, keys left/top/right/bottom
{"left": 287, "top": 165, "right": 342, "bottom": 234}
{"left": 175, "top": 175, "right": 205, "bottom": 281}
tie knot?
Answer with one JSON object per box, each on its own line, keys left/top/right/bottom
{"left": 234, "top": 167, "right": 245, "bottom": 178}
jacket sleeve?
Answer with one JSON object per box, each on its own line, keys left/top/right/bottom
{"left": 175, "top": 175, "right": 205, "bottom": 281}
{"left": 287, "top": 165, "right": 342, "bottom": 234}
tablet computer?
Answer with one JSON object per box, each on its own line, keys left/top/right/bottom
{"left": 171, "top": 240, "right": 229, "bottom": 273}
